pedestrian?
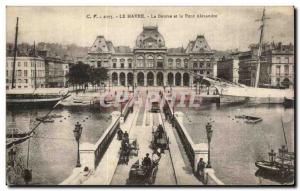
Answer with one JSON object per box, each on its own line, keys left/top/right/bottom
{"left": 197, "top": 158, "right": 206, "bottom": 179}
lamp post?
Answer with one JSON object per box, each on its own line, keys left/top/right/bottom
{"left": 206, "top": 122, "right": 213, "bottom": 168}
{"left": 172, "top": 104, "right": 175, "bottom": 127}
{"left": 120, "top": 95, "right": 124, "bottom": 117}
{"left": 73, "top": 122, "right": 83, "bottom": 168}
{"left": 278, "top": 145, "right": 288, "bottom": 174}
{"left": 8, "top": 147, "right": 16, "bottom": 167}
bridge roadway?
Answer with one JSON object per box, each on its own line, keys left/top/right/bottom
{"left": 110, "top": 89, "right": 201, "bottom": 185}
{"left": 79, "top": 89, "right": 202, "bottom": 185}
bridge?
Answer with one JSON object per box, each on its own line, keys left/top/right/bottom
{"left": 60, "top": 87, "right": 224, "bottom": 186}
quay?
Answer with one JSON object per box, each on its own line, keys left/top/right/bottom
{"left": 60, "top": 87, "right": 224, "bottom": 185}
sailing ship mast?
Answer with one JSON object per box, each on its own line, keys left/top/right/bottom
{"left": 11, "top": 17, "right": 19, "bottom": 89}
{"left": 33, "top": 41, "right": 37, "bottom": 89}
{"left": 254, "top": 8, "right": 270, "bottom": 88}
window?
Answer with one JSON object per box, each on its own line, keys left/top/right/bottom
{"left": 121, "top": 63, "right": 124, "bottom": 68}
{"left": 276, "top": 78, "right": 280, "bottom": 86}
{"left": 31, "top": 62, "right": 34, "bottom": 67}
{"left": 97, "top": 61, "right": 102, "bottom": 67}
{"left": 137, "top": 56, "right": 144, "bottom": 68}
{"left": 184, "top": 59, "right": 188, "bottom": 68}
{"left": 6, "top": 70, "right": 8, "bottom": 76}
{"left": 193, "top": 62, "right": 197, "bottom": 68}
{"left": 157, "top": 56, "right": 164, "bottom": 68}
{"left": 17, "top": 62, "right": 21, "bottom": 67}
{"left": 276, "top": 57, "right": 281, "bottom": 63}
{"left": 176, "top": 59, "right": 181, "bottom": 68}
{"left": 207, "top": 63, "right": 211, "bottom": 68}
{"left": 276, "top": 66, "right": 281, "bottom": 75}
{"left": 24, "top": 70, "right": 28, "bottom": 77}
{"left": 284, "top": 65, "right": 289, "bottom": 75}
{"left": 24, "top": 62, "right": 27, "bottom": 67}
{"left": 113, "top": 63, "right": 116, "bottom": 68}
{"left": 17, "top": 70, "right": 22, "bottom": 76}
{"left": 128, "top": 59, "right": 132, "bottom": 68}
{"left": 285, "top": 57, "right": 289, "bottom": 63}
{"left": 147, "top": 55, "right": 154, "bottom": 68}
{"left": 168, "top": 58, "right": 173, "bottom": 68}
{"left": 24, "top": 79, "right": 28, "bottom": 83}
{"left": 207, "top": 71, "right": 210, "bottom": 75}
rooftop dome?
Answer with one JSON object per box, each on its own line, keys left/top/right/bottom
{"left": 135, "top": 26, "right": 165, "bottom": 48}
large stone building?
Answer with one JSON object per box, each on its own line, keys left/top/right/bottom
{"left": 6, "top": 56, "right": 46, "bottom": 90}
{"left": 217, "top": 42, "right": 294, "bottom": 88}
{"left": 241, "top": 43, "right": 294, "bottom": 88}
{"left": 44, "top": 56, "right": 69, "bottom": 88}
{"left": 85, "top": 26, "right": 217, "bottom": 87}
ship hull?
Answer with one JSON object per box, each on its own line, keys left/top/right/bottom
{"left": 219, "top": 87, "right": 292, "bottom": 104}
{"left": 6, "top": 96, "right": 62, "bottom": 108}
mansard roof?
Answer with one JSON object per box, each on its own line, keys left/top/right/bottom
{"left": 185, "top": 35, "right": 212, "bottom": 54}
{"left": 89, "top": 36, "right": 115, "bottom": 53}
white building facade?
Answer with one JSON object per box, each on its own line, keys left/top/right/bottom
{"left": 85, "top": 26, "right": 217, "bottom": 87}
{"left": 6, "top": 56, "right": 46, "bottom": 90}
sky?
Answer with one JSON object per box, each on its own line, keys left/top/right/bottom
{"left": 6, "top": 6, "right": 294, "bottom": 51}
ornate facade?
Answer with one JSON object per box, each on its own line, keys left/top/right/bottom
{"left": 86, "top": 26, "right": 217, "bottom": 87}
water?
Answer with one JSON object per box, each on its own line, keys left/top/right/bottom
{"left": 177, "top": 103, "right": 294, "bottom": 185}
{"left": 6, "top": 106, "right": 113, "bottom": 185}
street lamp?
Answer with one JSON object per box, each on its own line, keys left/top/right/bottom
{"left": 8, "top": 147, "right": 16, "bottom": 167}
{"left": 73, "top": 122, "right": 83, "bottom": 168}
{"left": 278, "top": 145, "right": 288, "bottom": 168}
{"left": 172, "top": 104, "right": 176, "bottom": 127}
{"left": 206, "top": 122, "right": 213, "bottom": 168}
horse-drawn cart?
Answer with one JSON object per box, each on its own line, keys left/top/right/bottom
{"left": 119, "top": 138, "right": 139, "bottom": 164}
{"left": 127, "top": 159, "right": 159, "bottom": 185}
{"left": 151, "top": 124, "right": 169, "bottom": 150}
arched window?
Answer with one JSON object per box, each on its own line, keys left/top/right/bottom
{"left": 168, "top": 58, "right": 173, "bottom": 68}
{"left": 120, "top": 58, "right": 125, "bottom": 68}
{"left": 128, "top": 58, "right": 133, "bottom": 68}
{"left": 137, "top": 56, "right": 144, "bottom": 68}
{"left": 184, "top": 59, "right": 189, "bottom": 68}
{"left": 157, "top": 55, "right": 164, "bottom": 68}
{"left": 97, "top": 61, "right": 102, "bottom": 67}
{"left": 176, "top": 58, "right": 181, "bottom": 69}
{"left": 147, "top": 55, "right": 154, "bottom": 68}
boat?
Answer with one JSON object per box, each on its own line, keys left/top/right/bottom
{"left": 255, "top": 149, "right": 294, "bottom": 175}
{"left": 283, "top": 97, "right": 294, "bottom": 108}
{"left": 36, "top": 116, "right": 54, "bottom": 123}
{"left": 48, "top": 114, "right": 63, "bottom": 118}
{"left": 6, "top": 88, "right": 69, "bottom": 107}
{"left": 6, "top": 128, "right": 29, "bottom": 138}
{"left": 6, "top": 18, "right": 69, "bottom": 107}
{"left": 235, "top": 115, "right": 263, "bottom": 123}
{"left": 219, "top": 86, "right": 293, "bottom": 104}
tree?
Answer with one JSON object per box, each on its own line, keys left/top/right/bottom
{"left": 66, "top": 61, "right": 90, "bottom": 90}
{"left": 89, "top": 67, "right": 108, "bottom": 91}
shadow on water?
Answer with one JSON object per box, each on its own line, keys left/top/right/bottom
{"left": 255, "top": 169, "right": 294, "bottom": 185}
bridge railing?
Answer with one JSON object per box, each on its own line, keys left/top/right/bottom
{"left": 61, "top": 95, "right": 134, "bottom": 185}
{"left": 163, "top": 94, "right": 224, "bottom": 185}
